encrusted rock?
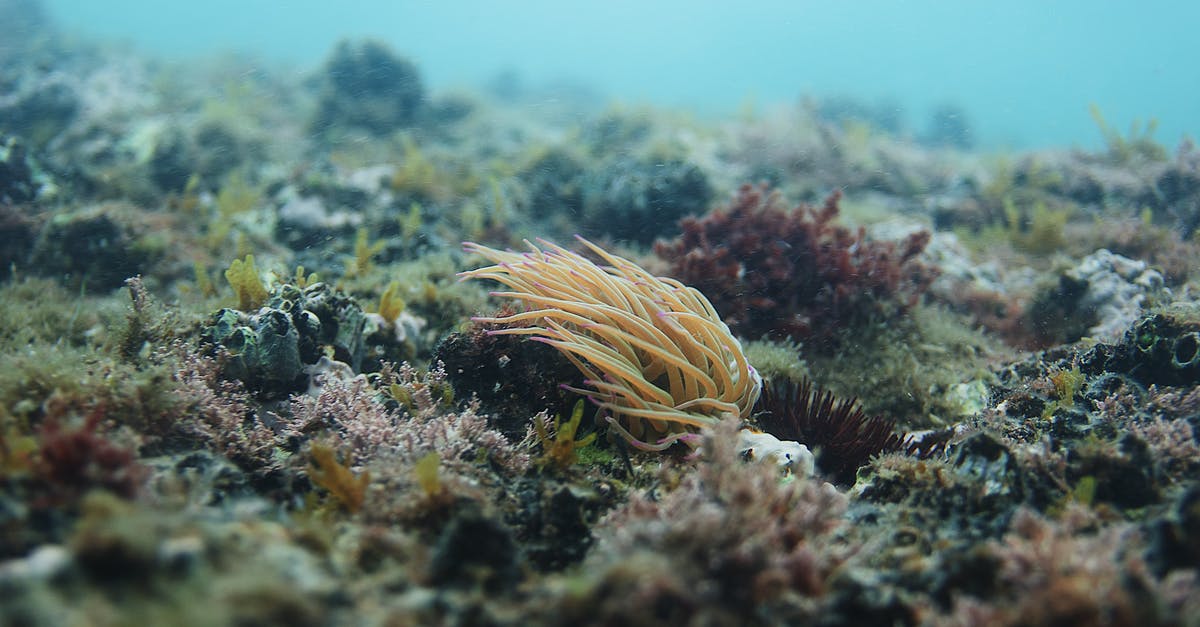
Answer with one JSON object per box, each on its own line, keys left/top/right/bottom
{"left": 311, "top": 39, "right": 425, "bottom": 137}
{"left": 205, "top": 282, "right": 366, "bottom": 397}
{"left": 1038, "top": 248, "right": 1167, "bottom": 343}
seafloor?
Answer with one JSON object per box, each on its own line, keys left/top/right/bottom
{"left": 2, "top": 3, "right": 1199, "bottom": 626}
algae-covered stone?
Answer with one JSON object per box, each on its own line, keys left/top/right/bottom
{"left": 1084, "top": 304, "right": 1200, "bottom": 387}
{"left": 580, "top": 157, "right": 712, "bottom": 244}
{"left": 311, "top": 39, "right": 425, "bottom": 137}
{"left": 0, "top": 135, "right": 46, "bottom": 204}
{"left": 205, "top": 282, "right": 367, "bottom": 397}
{"left": 28, "top": 204, "right": 149, "bottom": 291}
{"left": 207, "top": 307, "right": 306, "bottom": 397}
{"left": 268, "top": 282, "right": 365, "bottom": 371}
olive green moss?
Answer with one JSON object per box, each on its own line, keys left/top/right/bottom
{"left": 743, "top": 338, "right": 810, "bottom": 385}
{"left": 804, "top": 304, "right": 1002, "bottom": 428}
{"left": 0, "top": 277, "right": 187, "bottom": 436}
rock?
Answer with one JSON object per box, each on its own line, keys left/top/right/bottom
{"left": 311, "top": 39, "right": 425, "bottom": 137}
{"left": 205, "top": 282, "right": 368, "bottom": 398}
{"left": 28, "top": 204, "right": 149, "bottom": 291}
{"left": 580, "top": 157, "right": 712, "bottom": 243}
{"left": 1033, "top": 249, "right": 1167, "bottom": 344}
{"left": 1068, "top": 249, "right": 1167, "bottom": 341}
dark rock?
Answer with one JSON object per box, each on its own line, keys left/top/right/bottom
{"left": 207, "top": 307, "right": 307, "bottom": 398}
{"left": 921, "top": 103, "right": 973, "bottom": 150}
{"left": 519, "top": 147, "right": 584, "bottom": 219}
{"left": 1146, "top": 484, "right": 1200, "bottom": 575}
{"left": 1094, "top": 308, "right": 1200, "bottom": 387}
{"left": 580, "top": 157, "right": 712, "bottom": 243}
{"left": 0, "top": 203, "right": 35, "bottom": 280}
{"left": 268, "top": 282, "right": 366, "bottom": 371}
{"left": 0, "top": 135, "right": 43, "bottom": 204}
{"left": 311, "top": 39, "right": 425, "bottom": 137}
{"left": 0, "top": 73, "right": 79, "bottom": 148}
{"left": 508, "top": 480, "right": 606, "bottom": 572}
{"left": 28, "top": 205, "right": 148, "bottom": 291}
{"left": 428, "top": 507, "right": 520, "bottom": 593}
{"left": 204, "top": 282, "right": 367, "bottom": 398}
{"left": 434, "top": 329, "right": 586, "bottom": 441}
{"left": 148, "top": 126, "right": 196, "bottom": 193}
{"left": 1066, "top": 433, "right": 1159, "bottom": 509}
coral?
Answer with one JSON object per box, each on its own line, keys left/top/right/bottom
{"left": 288, "top": 363, "right": 530, "bottom": 479}
{"left": 311, "top": 39, "right": 425, "bottom": 137}
{"left": 655, "top": 183, "right": 936, "bottom": 345}
{"left": 461, "top": 236, "right": 761, "bottom": 451}
{"left": 756, "top": 378, "right": 905, "bottom": 485}
{"left": 288, "top": 375, "right": 400, "bottom": 463}
{"left": 170, "top": 348, "right": 279, "bottom": 476}
{"left": 941, "top": 507, "right": 1181, "bottom": 626}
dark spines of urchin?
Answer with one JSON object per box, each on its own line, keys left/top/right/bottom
{"left": 756, "top": 379, "right": 904, "bottom": 485}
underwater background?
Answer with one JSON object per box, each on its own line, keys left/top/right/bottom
{"left": 43, "top": 0, "right": 1200, "bottom": 149}
{"left": 3, "top": 0, "right": 1200, "bottom": 625}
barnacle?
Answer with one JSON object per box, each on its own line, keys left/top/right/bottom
{"left": 460, "top": 236, "right": 760, "bottom": 451}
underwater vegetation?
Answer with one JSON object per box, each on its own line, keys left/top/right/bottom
{"left": 656, "top": 183, "right": 937, "bottom": 346}
{"left": 0, "top": 5, "right": 1199, "bottom": 625}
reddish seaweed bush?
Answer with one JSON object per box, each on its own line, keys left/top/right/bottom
{"left": 655, "top": 183, "right": 937, "bottom": 344}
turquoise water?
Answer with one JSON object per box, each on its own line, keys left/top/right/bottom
{"left": 40, "top": 0, "right": 1200, "bottom": 150}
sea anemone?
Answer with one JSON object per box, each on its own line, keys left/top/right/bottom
{"left": 460, "top": 236, "right": 761, "bottom": 450}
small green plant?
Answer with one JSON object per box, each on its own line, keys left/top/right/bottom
{"left": 1089, "top": 103, "right": 1167, "bottom": 164}
{"left": 291, "top": 265, "right": 319, "bottom": 289}
{"left": 207, "top": 172, "right": 261, "bottom": 249}
{"left": 536, "top": 400, "right": 596, "bottom": 471}
{"left": 192, "top": 262, "right": 218, "bottom": 298}
{"left": 1006, "top": 198, "right": 1069, "bottom": 255}
{"left": 308, "top": 442, "right": 369, "bottom": 513}
{"left": 398, "top": 202, "right": 423, "bottom": 242}
{"left": 224, "top": 254, "right": 269, "bottom": 311}
{"left": 387, "top": 378, "right": 453, "bottom": 414}
{"left": 1042, "top": 365, "right": 1085, "bottom": 418}
{"left": 413, "top": 450, "right": 442, "bottom": 498}
{"left": 389, "top": 136, "right": 438, "bottom": 198}
{"left": 346, "top": 227, "right": 386, "bottom": 278}
{"left": 376, "top": 282, "right": 405, "bottom": 323}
